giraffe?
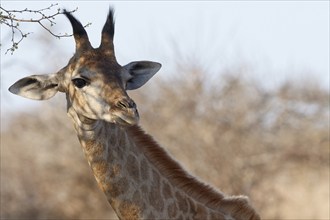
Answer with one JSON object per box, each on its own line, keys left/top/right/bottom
{"left": 8, "top": 8, "right": 260, "bottom": 220}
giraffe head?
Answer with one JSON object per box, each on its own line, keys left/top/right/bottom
{"left": 8, "top": 8, "right": 161, "bottom": 126}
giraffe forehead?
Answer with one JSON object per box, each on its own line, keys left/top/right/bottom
{"left": 70, "top": 55, "right": 123, "bottom": 80}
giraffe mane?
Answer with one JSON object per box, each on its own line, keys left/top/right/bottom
{"left": 127, "top": 125, "right": 260, "bottom": 220}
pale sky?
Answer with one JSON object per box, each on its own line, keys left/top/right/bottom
{"left": 1, "top": 1, "right": 329, "bottom": 120}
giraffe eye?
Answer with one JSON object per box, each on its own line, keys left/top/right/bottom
{"left": 72, "top": 78, "right": 88, "bottom": 88}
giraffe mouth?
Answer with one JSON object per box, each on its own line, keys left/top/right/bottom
{"left": 112, "top": 110, "right": 139, "bottom": 126}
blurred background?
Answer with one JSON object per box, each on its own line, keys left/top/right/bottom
{"left": 1, "top": 1, "right": 329, "bottom": 219}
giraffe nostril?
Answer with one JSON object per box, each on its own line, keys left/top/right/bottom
{"left": 117, "top": 99, "right": 136, "bottom": 109}
{"left": 117, "top": 101, "right": 128, "bottom": 109}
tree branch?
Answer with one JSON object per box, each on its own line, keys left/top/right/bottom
{"left": 0, "top": 3, "right": 91, "bottom": 54}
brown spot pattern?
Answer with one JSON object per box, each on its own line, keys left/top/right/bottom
{"left": 91, "top": 160, "right": 108, "bottom": 181}
{"left": 140, "top": 158, "right": 149, "bottom": 181}
{"left": 194, "top": 203, "right": 208, "bottom": 219}
{"left": 109, "top": 164, "right": 121, "bottom": 178}
{"left": 188, "top": 199, "right": 197, "bottom": 214}
{"left": 168, "top": 202, "right": 179, "bottom": 219}
{"left": 132, "top": 190, "right": 146, "bottom": 211}
{"left": 162, "top": 180, "right": 173, "bottom": 200}
{"left": 126, "top": 154, "right": 140, "bottom": 182}
{"left": 106, "top": 177, "right": 128, "bottom": 198}
{"left": 148, "top": 170, "right": 164, "bottom": 212}
{"left": 147, "top": 212, "right": 155, "bottom": 219}
{"left": 210, "top": 210, "right": 226, "bottom": 220}
{"left": 83, "top": 140, "right": 104, "bottom": 157}
{"left": 176, "top": 191, "right": 189, "bottom": 213}
{"left": 118, "top": 200, "right": 140, "bottom": 220}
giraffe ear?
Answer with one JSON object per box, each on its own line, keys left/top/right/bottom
{"left": 124, "top": 61, "right": 161, "bottom": 90}
{"left": 8, "top": 74, "right": 59, "bottom": 100}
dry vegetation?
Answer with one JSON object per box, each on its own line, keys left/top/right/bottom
{"left": 1, "top": 63, "right": 329, "bottom": 219}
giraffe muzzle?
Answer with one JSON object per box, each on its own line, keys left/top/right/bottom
{"left": 112, "top": 99, "right": 139, "bottom": 126}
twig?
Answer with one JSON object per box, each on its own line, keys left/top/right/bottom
{"left": 0, "top": 3, "right": 91, "bottom": 54}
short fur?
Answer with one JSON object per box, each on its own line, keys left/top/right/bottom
{"left": 128, "top": 125, "right": 260, "bottom": 220}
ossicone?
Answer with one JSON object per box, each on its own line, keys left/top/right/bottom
{"left": 100, "top": 7, "right": 115, "bottom": 53}
{"left": 64, "top": 9, "right": 92, "bottom": 52}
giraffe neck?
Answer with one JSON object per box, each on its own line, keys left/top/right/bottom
{"left": 67, "top": 109, "right": 259, "bottom": 220}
